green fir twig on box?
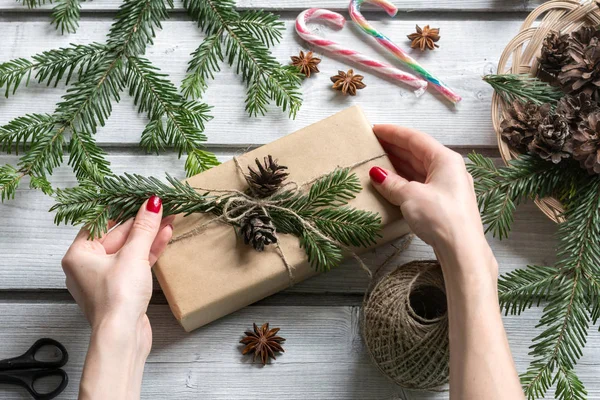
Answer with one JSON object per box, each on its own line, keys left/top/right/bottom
{"left": 0, "top": 0, "right": 303, "bottom": 201}
{"left": 51, "top": 167, "right": 382, "bottom": 272}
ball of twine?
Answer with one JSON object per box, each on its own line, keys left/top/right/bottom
{"left": 362, "top": 260, "right": 449, "bottom": 390}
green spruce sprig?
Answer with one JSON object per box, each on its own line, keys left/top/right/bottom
{"left": 483, "top": 74, "right": 564, "bottom": 106}
{"left": 1, "top": 0, "right": 303, "bottom": 201}
{"left": 181, "top": 0, "right": 303, "bottom": 118}
{"left": 51, "top": 168, "right": 382, "bottom": 272}
{"left": 467, "top": 152, "right": 599, "bottom": 400}
{"left": 18, "top": 0, "right": 83, "bottom": 34}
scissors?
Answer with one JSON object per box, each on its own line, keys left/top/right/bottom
{"left": 0, "top": 338, "right": 69, "bottom": 400}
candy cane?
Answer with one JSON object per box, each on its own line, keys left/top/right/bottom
{"left": 295, "top": 8, "right": 428, "bottom": 96}
{"left": 349, "top": 0, "right": 461, "bottom": 104}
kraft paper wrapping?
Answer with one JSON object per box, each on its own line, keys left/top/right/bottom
{"left": 154, "top": 106, "right": 410, "bottom": 332}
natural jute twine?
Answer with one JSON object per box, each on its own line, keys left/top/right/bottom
{"left": 362, "top": 259, "right": 449, "bottom": 390}
{"left": 494, "top": 0, "right": 600, "bottom": 223}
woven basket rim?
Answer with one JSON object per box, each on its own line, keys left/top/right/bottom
{"left": 493, "top": 0, "right": 600, "bottom": 224}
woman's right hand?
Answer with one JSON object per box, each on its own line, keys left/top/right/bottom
{"left": 369, "top": 124, "right": 485, "bottom": 255}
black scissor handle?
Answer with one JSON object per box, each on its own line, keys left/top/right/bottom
{"left": 0, "top": 368, "right": 68, "bottom": 400}
{"left": 0, "top": 338, "right": 68, "bottom": 371}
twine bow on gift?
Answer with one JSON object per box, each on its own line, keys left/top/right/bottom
{"left": 169, "top": 154, "right": 388, "bottom": 284}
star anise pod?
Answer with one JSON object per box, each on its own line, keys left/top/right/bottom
{"left": 330, "top": 69, "right": 366, "bottom": 95}
{"left": 240, "top": 323, "right": 285, "bottom": 365}
{"left": 290, "top": 50, "right": 321, "bottom": 77}
{"left": 407, "top": 25, "right": 440, "bottom": 51}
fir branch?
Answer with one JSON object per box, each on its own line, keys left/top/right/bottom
{"left": 466, "top": 153, "right": 579, "bottom": 239}
{"left": 107, "top": 0, "right": 171, "bottom": 56}
{"left": 0, "top": 164, "right": 20, "bottom": 201}
{"left": 0, "top": 44, "right": 108, "bottom": 97}
{"left": 0, "top": 114, "right": 56, "bottom": 154}
{"left": 68, "top": 127, "right": 112, "bottom": 182}
{"left": 300, "top": 228, "right": 343, "bottom": 272}
{"left": 309, "top": 207, "right": 381, "bottom": 248}
{"left": 498, "top": 265, "right": 560, "bottom": 316}
{"left": 304, "top": 167, "right": 362, "bottom": 208}
{"left": 52, "top": 0, "right": 82, "bottom": 34}
{"left": 51, "top": 168, "right": 381, "bottom": 271}
{"left": 51, "top": 173, "right": 216, "bottom": 237}
{"left": 483, "top": 74, "right": 564, "bottom": 106}
{"left": 469, "top": 151, "right": 600, "bottom": 399}
{"left": 19, "top": 0, "right": 51, "bottom": 8}
{"left": 521, "top": 273, "right": 589, "bottom": 400}
{"left": 181, "top": 31, "right": 224, "bottom": 99}
{"left": 0, "top": 58, "right": 34, "bottom": 98}
{"left": 233, "top": 11, "right": 284, "bottom": 47}
{"left": 183, "top": 0, "right": 302, "bottom": 117}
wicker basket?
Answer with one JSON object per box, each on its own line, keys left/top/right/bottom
{"left": 493, "top": 0, "right": 600, "bottom": 223}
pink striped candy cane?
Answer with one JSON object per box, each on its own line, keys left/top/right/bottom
{"left": 349, "top": 0, "right": 461, "bottom": 104}
{"left": 295, "top": 8, "right": 428, "bottom": 96}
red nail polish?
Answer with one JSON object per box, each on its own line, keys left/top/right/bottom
{"left": 147, "top": 196, "right": 162, "bottom": 214}
{"left": 369, "top": 166, "right": 387, "bottom": 184}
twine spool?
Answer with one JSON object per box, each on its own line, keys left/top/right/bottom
{"left": 362, "top": 260, "right": 449, "bottom": 390}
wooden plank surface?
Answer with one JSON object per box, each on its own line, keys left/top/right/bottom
{"left": 0, "top": 0, "right": 547, "bottom": 12}
{"left": 2, "top": 2, "right": 599, "bottom": 399}
{"left": 0, "top": 17, "right": 518, "bottom": 147}
{"left": 0, "top": 303, "right": 598, "bottom": 400}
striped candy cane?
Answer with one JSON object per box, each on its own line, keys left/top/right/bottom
{"left": 349, "top": 0, "right": 461, "bottom": 104}
{"left": 295, "top": 8, "right": 428, "bottom": 96}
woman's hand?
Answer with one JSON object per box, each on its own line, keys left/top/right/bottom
{"left": 369, "top": 125, "right": 524, "bottom": 400}
{"left": 369, "top": 124, "right": 484, "bottom": 253}
{"left": 61, "top": 196, "right": 174, "bottom": 400}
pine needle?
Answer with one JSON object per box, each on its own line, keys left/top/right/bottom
{"left": 483, "top": 74, "right": 563, "bottom": 106}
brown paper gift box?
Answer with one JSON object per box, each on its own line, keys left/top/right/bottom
{"left": 154, "top": 105, "right": 410, "bottom": 332}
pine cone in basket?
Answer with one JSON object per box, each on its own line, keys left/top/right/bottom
{"left": 538, "top": 31, "right": 571, "bottom": 82}
{"left": 240, "top": 209, "right": 278, "bottom": 251}
{"left": 500, "top": 101, "right": 546, "bottom": 153}
{"left": 245, "top": 156, "right": 289, "bottom": 198}
{"left": 528, "top": 107, "right": 572, "bottom": 164}
{"left": 555, "top": 92, "right": 598, "bottom": 128}
{"left": 572, "top": 112, "right": 600, "bottom": 174}
{"left": 558, "top": 26, "right": 600, "bottom": 102}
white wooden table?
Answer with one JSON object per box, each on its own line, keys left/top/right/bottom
{"left": 1, "top": 1, "right": 599, "bottom": 399}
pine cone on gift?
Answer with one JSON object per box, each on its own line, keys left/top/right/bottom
{"left": 528, "top": 107, "right": 573, "bottom": 163}
{"left": 559, "top": 26, "right": 600, "bottom": 102}
{"left": 245, "top": 156, "right": 289, "bottom": 198}
{"left": 555, "top": 92, "right": 598, "bottom": 128}
{"left": 572, "top": 112, "right": 600, "bottom": 174}
{"left": 500, "top": 101, "right": 546, "bottom": 153}
{"left": 538, "top": 31, "right": 571, "bottom": 82}
{"left": 240, "top": 209, "right": 278, "bottom": 251}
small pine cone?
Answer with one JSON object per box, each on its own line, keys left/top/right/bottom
{"left": 245, "top": 156, "right": 289, "bottom": 198}
{"left": 500, "top": 101, "right": 546, "bottom": 153}
{"left": 528, "top": 108, "right": 573, "bottom": 164}
{"left": 537, "top": 31, "right": 571, "bottom": 82}
{"left": 555, "top": 92, "right": 598, "bottom": 128}
{"left": 572, "top": 112, "right": 600, "bottom": 174}
{"left": 559, "top": 26, "right": 600, "bottom": 102}
{"left": 240, "top": 210, "right": 278, "bottom": 252}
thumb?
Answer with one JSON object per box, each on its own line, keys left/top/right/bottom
{"left": 369, "top": 166, "right": 412, "bottom": 207}
{"left": 124, "top": 195, "right": 164, "bottom": 259}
